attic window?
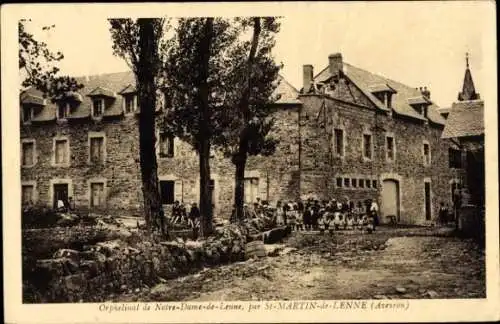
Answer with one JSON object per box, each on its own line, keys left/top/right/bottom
{"left": 92, "top": 99, "right": 104, "bottom": 118}
{"left": 123, "top": 94, "right": 136, "bottom": 114}
{"left": 22, "top": 105, "right": 33, "bottom": 123}
{"left": 57, "top": 102, "right": 70, "bottom": 120}
{"left": 369, "top": 84, "right": 396, "bottom": 109}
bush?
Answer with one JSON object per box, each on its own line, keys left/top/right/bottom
{"left": 22, "top": 205, "right": 61, "bottom": 229}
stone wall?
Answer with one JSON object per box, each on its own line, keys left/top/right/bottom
{"left": 298, "top": 94, "right": 458, "bottom": 225}
{"left": 21, "top": 103, "right": 301, "bottom": 219}
{"left": 21, "top": 87, "right": 457, "bottom": 225}
{"left": 21, "top": 116, "right": 144, "bottom": 216}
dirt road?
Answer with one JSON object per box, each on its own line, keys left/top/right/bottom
{"left": 116, "top": 227, "right": 485, "bottom": 301}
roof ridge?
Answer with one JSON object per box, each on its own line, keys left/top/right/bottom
{"left": 74, "top": 70, "right": 133, "bottom": 81}
{"left": 343, "top": 62, "right": 421, "bottom": 92}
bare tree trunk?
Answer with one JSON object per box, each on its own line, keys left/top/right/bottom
{"left": 197, "top": 18, "right": 214, "bottom": 237}
{"left": 233, "top": 149, "right": 247, "bottom": 222}
{"left": 233, "top": 17, "right": 261, "bottom": 221}
{"left": 137, "top": 19, "right": 165, "bottom": 235}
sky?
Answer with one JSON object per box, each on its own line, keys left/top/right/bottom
{"left": 21, "top": 1, "right": 493, "bottom": 109}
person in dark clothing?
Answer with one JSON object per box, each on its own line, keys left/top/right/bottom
{"left": 297, "top": 200, "right": 304, "bottom": 214}
{"left": 312, "top": 200, "right": 321, "bottom": 230}
{"left": 438, "top": 202, "right": 448, "bottom": 225}
{"left": 189, "top": 203, "right": 200, "bottom": 239}
{"left": 303, "top": 204, "right": 312, "bottom": 231}
{"left": 158, "top": 208, "right": 166, "bottom": 235}
{"left": 189, "top": 203, "right": 200, "bottom": 223}
{"left": 172, "top": 200, "right": 181, "bottom": 223}
{"left": 349, "top": 200, "right": 355, "bottom": 213}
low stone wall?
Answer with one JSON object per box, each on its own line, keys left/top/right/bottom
{"left": 23, "top": 216, "right": 279, "bottom": 303}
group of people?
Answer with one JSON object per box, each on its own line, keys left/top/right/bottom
{"left": 242, "top": 197, "right": 380, "bottom": 233}
{"left": 275, "top": 198, "right": 380, "bottom": 233}
{"left": 169, "top": 200, "right": 201, "bottom": 229}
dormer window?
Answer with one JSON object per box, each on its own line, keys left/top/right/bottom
{"left": 88, "top": 86, "right": 116, "bottom": 119}
{"left": 20, "top": 93, "right": 46, "bottom": 124}
{"left": 22, "top": 105, "right": 33, "bottom": 124}
{"left": 408, "top": 96, "right": 431, "bottom": 118}
{"left": 123, "top": 94, "right": 136, "bottom": 114}
{"left": 57, "top": 102, "right": 70, "bottom": 120}
{"left": 369, "top": 83, "right": 397, "bottom": 109}
{"left": 92, "top": 99, "right": 104, "bottom": 118}
{"left": 119, "top": 84, "right": 137, "bottom": 115}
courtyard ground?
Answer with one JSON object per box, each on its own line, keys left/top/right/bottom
{"left": 112, "top": 226, "right": 485, "bottom": 301}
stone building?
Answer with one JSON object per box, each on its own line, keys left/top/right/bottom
{"left": 441, "top": 54, "right": 485, "bottom": 208}
{"left": 20, "top": 53, "right": 460, "bottom": 224}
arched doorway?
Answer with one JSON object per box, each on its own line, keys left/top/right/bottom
{"left": 381, "top": 179, "right": 400, "bottom": 223}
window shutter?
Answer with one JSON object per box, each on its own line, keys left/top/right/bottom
{"left": 174, "top": 179, "right": 183, "bottom": 202}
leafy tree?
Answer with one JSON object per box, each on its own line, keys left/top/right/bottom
{"left": 19, "top": 19, "right": 83, "bottom": 99}
{"left": 162, "top": 17, "right": 282, "bottom": 226}
{"left": 213, "top": 17, "right": 282, "bottom": 221}
{"left": 109, "top": 18, "right": 168, "bottom": 234}
{"left": 162, "top": 18, "right": 223, "bottom": 237}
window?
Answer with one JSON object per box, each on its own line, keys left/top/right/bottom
{"left": 359, "top": 179, "right": 365, "bottom": 188}
{"left": 90, "top": 182, "right": 105, "bottom": 207}
{"left": 92, "top": 99, "right": 104, "bottom": 118}
{"left": 54, "top": 139, "right": 69, "bottom": 165}
{"left": 22, "top": 141, "right": 35, "bottom": 167}
{"left": 344, "top": 178, "right": 350, "bottom": 188}
{"left": 90, "top": 136, "right": 105, "bottom": 163}
{"left": 22, "top": 185, "right": 34, "bottom": 205}
{"left": 159, "top": 180, "right": 175, "bottom": 205}
{"left": 351, "top": 178, "right": 357, "bottom": 188}
{"left": 449, "top": 148, "right": 462, "bottom": 168}
{"left": 424, "top": 181, "right": 432, "bottom": 220}
{"left": 372, "top": 180, "right": 378, "bottom": 189}
{"left": 387, "top": 94, "right": 393, "bottom": 109}
{"left": 366, "top": 179, "right": 371, "bottom": 188}
{"left": 386, "top": 136, "right": 395, "bottom": 161}
{"left": 159, "top": 132, "right": 175, "bottom": 158}
{"left": 363, "top": 134, "right": 373, "bottom": 160}
{"left": 57, "top": 102, "right": 69, "bottom": 120}
{"left": 124, "top": 95, "right": 136, "bottom": 114}
{"left": 423, "top": 142, "right": 431, "bottom": 166}
{"left": 336, "top": 177, "right": 343, "bottom": 188}
{"left": 334, "top": 128, "right": 344, "bottom": 157}
{"left": 244, "top": 177, "right": 259, "bottom": 204}
{"left": 22, "top": 105, "right": 32, "bottom": 123}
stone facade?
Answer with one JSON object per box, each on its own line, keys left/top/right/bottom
{"left": 20, "top": 54, "right": 462, "bottom": 224}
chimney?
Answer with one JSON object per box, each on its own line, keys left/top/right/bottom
{"left": 328, "top": 53, "right": 343, "bottom": 77}
{"left": 303, "top": 64, "right": 314, "bottom": 94}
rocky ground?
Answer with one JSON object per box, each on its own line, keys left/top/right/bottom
{"left": 111, "top": 226, "right": 485, "bottom": 301}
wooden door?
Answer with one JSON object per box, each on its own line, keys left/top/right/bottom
{"left": 381, "top": 179, "right": 400, "bottom": 223}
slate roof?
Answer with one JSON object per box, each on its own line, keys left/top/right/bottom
{"left": 368, "top": 83, "right": 397, "bottom": 94}
{"left": 20, "top": 71, "right": 299, "bottom": 122}
{"left": 407, "top": 96, "right": 432, "bottom": 106}
{"left": 20, "top": 93, "right": 46, "bottom": 106}
{"left": 88, "top": 86, "right": 116, "bottom": 98}
{"left": 313, "top": 62, "right": 446, "bottom": 125}
{"left": 441, "top": 100, "right": 484, "bottom": 139}
{"left": 21, "top": 72, "right": 140, "bottom": 121}
{"left": 119, "top": 84, "right": 137, "bottom": 95}
{"left": 273, "top": 75, "right": 301, "bottom": 105}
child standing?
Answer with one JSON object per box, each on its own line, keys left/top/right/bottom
{"left": 276, "top": 201, "right": 285, "bottom": 226}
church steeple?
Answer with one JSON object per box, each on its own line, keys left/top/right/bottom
{"left": 458, "top": 52, "right": 480, "bottom": 101}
